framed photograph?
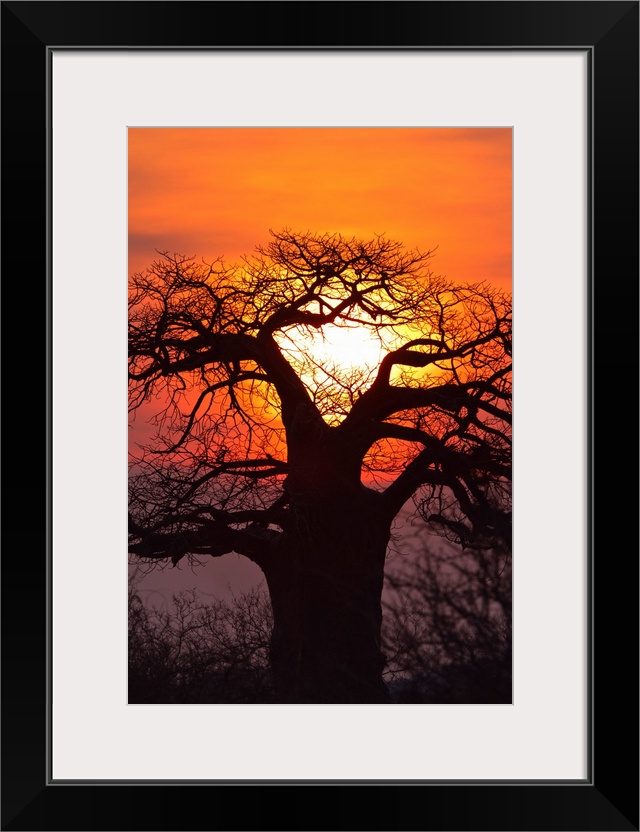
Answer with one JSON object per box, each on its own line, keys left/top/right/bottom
{"left": 2, "top": 2, "right": 637, "bottom": 830}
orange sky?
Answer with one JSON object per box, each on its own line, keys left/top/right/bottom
{"left": 128, "top": 127, "right": 512, "bottom": 601}
{"left": 128, "top": 128, "right": 511, "bottom": 291}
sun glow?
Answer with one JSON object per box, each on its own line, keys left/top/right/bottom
{"left": 308, "top": 324, "right": 382, "bottom": 372}
{"left": 274, "top": 321, "right": 386, "bottom": 420}
{"left": 292, "top": 321, "right": 384, "bottom": 375}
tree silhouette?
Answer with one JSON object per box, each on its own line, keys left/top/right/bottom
{"left": 129, "top": 229, "right": 511, "bottom": 703}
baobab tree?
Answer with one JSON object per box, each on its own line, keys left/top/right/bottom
{"left": 128, "top": 229, "right": 512, "bottom": 703}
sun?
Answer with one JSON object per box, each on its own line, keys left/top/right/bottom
{"left": 276, "top": 321, "right": 386, "bottom": 424}
{"left": 274, "top": 320, "right": 385, "bottom": 399}
{"left": 298, "top": 321, "right": 384, "bottom": 374}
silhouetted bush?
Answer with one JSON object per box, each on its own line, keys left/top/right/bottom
{"left": 128, "top": 582, "right": 275, "bottom": 703}
{"left": 383, "top": 532, "right": 511, "bottom": 703}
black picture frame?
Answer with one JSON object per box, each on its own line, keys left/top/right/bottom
{"left": 2, "top": 2, "right": 638, "bottom": 830}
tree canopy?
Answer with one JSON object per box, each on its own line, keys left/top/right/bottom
{"left": 129, "top": 229, "right": 511, "bottom": 564}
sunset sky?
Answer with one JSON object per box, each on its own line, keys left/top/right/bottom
{"left": 128, "top": 127, "right": 512, "bottom": 603}
{"left": 128, "top": 127, "right": 511, "bottom": 292}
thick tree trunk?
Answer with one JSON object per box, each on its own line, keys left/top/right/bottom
{"left": 263, "top": 484, "right": 391, "bottom": 704}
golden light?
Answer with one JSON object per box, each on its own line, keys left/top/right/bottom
{"left": 274, "top": 320, "right": 385, "bottom": 419}
{"left": 293, "top": 321, "right": 384, "bottom": 375}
